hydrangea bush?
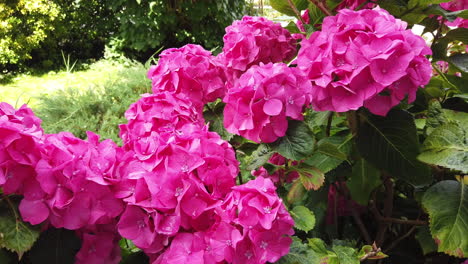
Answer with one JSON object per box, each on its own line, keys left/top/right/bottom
{"left": 1, "top": 1, "right": 468, "bottom": 263}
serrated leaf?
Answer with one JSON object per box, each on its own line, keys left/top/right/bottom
{"left": 270, "top": 120, "right": 315, "bottom": 161}
{"left": 204, "top": 102, "right": 233, "bottom": 141}
{"left": 287, "top": 180, "right": 306, "bottom": 204}
{"left": 0, "top": 210, "right": 40, "bottom": 259}
{"left": 347, "top": 159, "right": 381, "bottom": 205}
{"left": 291, "top": 206, "right": 316, "bottom": 232}
{"left": 332, "top": 245, "right": 360, "bottom": 264}
{"left": 304, "top": 135, "right": 352, "bottom": 174}
{"left": 317, "top": 140, "right": 348, "bottom": 161}
{"left": 298, "top": 164, "right": 325, "bottom": 191}
{"left": 270, "top": 0, "right": 309, "bottom": 16}
{"left": 277, "top": 237, "right": 318, "bottom": 264}
{"left": 357, "top": 109, "right": 431, "bottom": 187}
{"left": 304, "top": 109, "right": 331, "bottom": 131}
{"left": 449, "top": 53, "right": 468, "bottom": 73}
{"left": 28, "top": 228, "right": 81, "bottom": 264}
{"left": 418, "top": 122, "right": 468, "bottom": 173}
{"left": 415, "top": 226, "right": 438, "bottom": 255}
{"left": 246, "top": 144, "right": 274, "bottom": 171}
{"left": 307, "top": 238, "right": 361, "bottom": 264}
{"left": 422, "top": 180, "right": 468, "bottom": 257}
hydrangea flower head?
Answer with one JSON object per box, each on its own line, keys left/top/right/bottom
{"left": 19, "top": 132, "right": 124, "bottom": 229}
{"left": 218, "top": 16, "right": 297, "bottom": 85}
{"left": 0, "top": 103, "right": 43, "bottom": 196}
{"left": 148, "top": 44, "right": 227, "bottom": 107}
{"left": 297, "top": 7, "right": 432, "bottom": 116}
{"left": 223, "top": 62, "right": 312, "bottom": 143}
{"left": 119, "top": 92, "right": 203, "bottom": 151}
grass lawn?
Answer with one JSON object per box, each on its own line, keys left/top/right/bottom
{"left": 0, "top": 59, "right": 149, "bottom": 110}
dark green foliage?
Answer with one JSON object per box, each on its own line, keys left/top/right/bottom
{"left": 29, "top": 0, "right": 118, "bottom": 69}
{"left": 107, "top": 0, "right": 246, "bottom": 59}
{"left": 35, "top": 61, "right": 151, "bottom": 144}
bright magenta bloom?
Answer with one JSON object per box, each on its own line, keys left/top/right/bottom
{"left": 297, "top": 7, "right": 432, "bottom": 116}
{"left": 20, "top": 132, "right": 124, "bottom": 228}
{"left": 0, "top": 103, "right": 43, "bottom": 196}
{"left": 441, "top": 0, "right": 468, "bottom": 28}
{"left": 223, "top": 62, "right": 312, "bottom": 143}
{"left": 217, "top": 16, "right": 297, "bottom": 86}
{"left": 147, "top": 44, "right": 227, "bottom": 108}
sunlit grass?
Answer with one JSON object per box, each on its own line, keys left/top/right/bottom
{"left": 0, "top": 59, "right": 148, "bottom": 110}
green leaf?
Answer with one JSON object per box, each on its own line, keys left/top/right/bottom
{"left": 415, "top": 226, "right": 438, "bottom": 255}
{"left": 418, "top": 122, "right": 468, "bottom": 173}
{"left": 270, "top": 0, "right": 309, "bottom": 17}
{"left": 332, "top": 245, "right": 360, "bottom": 264}
{"left": 357, "top": 109, "right": 431, "bottom": 187}
{"left": 422, "top": 180, "right": 468, "bottom": 258}
{"left": 304, "top": 135, "right": 352, "bottom": 174}
{"left": 446, "top": 28, "right": 468, "bottom": 44}
{"left": 297, "top": 164, "right": 325, "bottom": 191}
{"left": 291, "top": 206, "right": 316, "bottom": 232}
{"left": 347, "top": 159, "right": 381, "bottom": 205}
{"left": 307, "top": 238, "right": 360, "bottom": 263}
{"left": 449, "top": 53, "right": 468, "bottom": 73}
{"left": 304, "top": 109, "right": 331, "bottom": 131}
{"left": 270, "top": 120, "right": 315, "bottom": 161}
{"left": 28, "top": 228, "right": 81, "bottom": 264}
{"left": 287, "top": 180, "right": 306, "bottom": 204}
{"left": 277, "top": 237, "right": 318, "bottom": 264}
{"left": 456, "top": 9, "right": 468, "bottom": 19}
{"left": 203, "top": 101, "right": 234, "bottom": 141}
{"left": 245, "top": 144, "right": 274, "bottom": 171}
{"left": 317, "top": 140, "right": 348, "bottom": 161}
{"left": 0, "top": 207, "right": 40, "bottom": 259}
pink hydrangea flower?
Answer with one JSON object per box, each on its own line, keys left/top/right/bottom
{"left": 152, "top": 232, "right": 206, "bottom": 264}
{"left": 75, "top": 227, "right": 122, "bottom": 264}
{"left": 217, "top": 16, "right": 297, "bottom": 86}
{"left": 147, "top": 44, "right": 227, "bottom": 108}
{"left": 119, "top": 92, "right": 203, "bottom": 151}
{"left": 19, "top": 132, "right": 124, "bottom": 229}
{"left": 0, "top": 103, "right": 43, "bottom": 196}
{"left": 116, "top": 124, "right": 239, "bottom": 254}
{"left": 441, "top": 0, "right": 468, "bottom": 28}
{"left": 218, "top": 177, "right": 294, "bottom": 264}
{"left": 223, "top": 62, "right": 312, "bottom": 143}
{"left": 297, "top": 7, "right": 432, "bottom": 116}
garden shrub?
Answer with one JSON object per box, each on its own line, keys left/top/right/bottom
{"left": 0, "top": 0, "right": 59, "bottom": 67}
{"left": 107, "top": 0, "right": 247, "bottom": 59}
{"left": 1, "top": 0, "right": 468, "bottom": 263}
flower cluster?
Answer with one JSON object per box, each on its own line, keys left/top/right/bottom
{"left": 0, "top": 104, "right": 124, "bottom": 264}
{"left": 147, "top": 44, "right": 227, "bottom": 109}
{"left": 0, "top": 103, "right": 43, "bottom": 196}
{"left": 297, "top": 7, "right": 432, "bottom": 116}
{"left": 119, "top": 91, "right": 203, "bottom": 151}
{"left": 223, "top": 63, "right": 312, "bottom": 143}
{"left": 153, "top": 177, "right": 294, "bottom": 264}
{"left": 20, "top": 131, "right": 124, "bottom": 229}
{"left": 440, "top": 0, "right": 468, "bottom": 28}
{"left": 217, "top": 16, "right": 297, "bottom": 86}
